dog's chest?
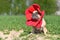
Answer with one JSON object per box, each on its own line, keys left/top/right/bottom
{"left": 41, "top": 18, "right": 46, "bottom": 27}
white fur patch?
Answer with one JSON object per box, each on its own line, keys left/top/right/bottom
{"left": 40, "top": 18, "right": 46, "bottom": 30}
{"left": 33, "top": 10, "right": 38, "bottom": 13}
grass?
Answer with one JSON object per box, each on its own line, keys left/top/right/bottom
{"left": 0, "top": 15, "right": 60, "bottom": 35}
{"left": 45, "top": 15, "right": 60, "bottom": 34}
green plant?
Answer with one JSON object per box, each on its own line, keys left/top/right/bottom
{"left": 34, "top": 0, "right": 57, "bottom": 15}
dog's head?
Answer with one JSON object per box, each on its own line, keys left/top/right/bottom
{"left": 32, "top": 10, "right": 41, "bottom": 20}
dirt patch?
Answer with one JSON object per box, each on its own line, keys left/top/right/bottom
{"left": 0, "top": 29, "right": 23, "bottom": 40}
{"left": 20, "top": 33, "right": 60, "bottom": 40}
{"left": 0, "top": 30, "right": 60, "bottom": 40}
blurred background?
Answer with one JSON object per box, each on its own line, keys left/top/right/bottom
{"left": 0, "top": 0, "right": 60, "bottom": 40}
{"left": 0, "top": 0, "right": 58, "bottom": 15}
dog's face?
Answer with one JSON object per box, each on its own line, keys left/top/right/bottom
{"left": 32, "top": 11, "right": 40, "bottom": 20}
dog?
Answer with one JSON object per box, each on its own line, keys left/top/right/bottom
{"left": 32, "top": 10, "right": 48, "bottom": 35}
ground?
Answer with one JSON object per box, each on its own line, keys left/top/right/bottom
{"left": 0, "top": 29, "right": 60, "bottom": 40}
{"left": 0, "top": 15, "right": 60, "bottom": 40}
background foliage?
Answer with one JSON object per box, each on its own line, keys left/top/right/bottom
{"left": 0, "top": 0, "right": 57, "bottom": 15}
{"left": 33, "top": 0, "right": 57, "bottom": 15}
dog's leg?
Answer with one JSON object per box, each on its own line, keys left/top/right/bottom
{"left": 41, "top": 18, "right": 48, "bottom": 35}
{"left": 31, "top": 27, "right": 35, "bottom": 33}
{"left": 31, "top": 27, "right": 37, "bottom": 33}
{"left": 43, "top": 26, "right": 48, "bottom": 35}
{"left": 32, "top": 27, "right": 41, "bottom": 34}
